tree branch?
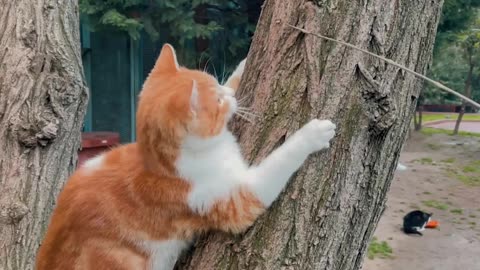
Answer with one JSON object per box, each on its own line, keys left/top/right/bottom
{"left": 287, "top": 24, "right": 480, "bottom": 109}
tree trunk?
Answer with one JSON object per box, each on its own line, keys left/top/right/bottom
{"left": 453, "top": 58, "right": 473, "bottom": 135}
{"left": 414, "top": 97, "right": 423, "bottom": 131}
{"left": 453, "top": 102, "right": 466, "bottom": 135}
{"left": 177, "top": 0, "right": 442, "bottom": 269}
{"left": 0, "top": 1, "right": 88, "bottom": 269}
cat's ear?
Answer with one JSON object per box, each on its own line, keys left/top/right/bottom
{"left": 152, "top": 44, "right": 180, "bottom": 74}
{"left": 190, "top": 80, "right": 199, "bottom": 114}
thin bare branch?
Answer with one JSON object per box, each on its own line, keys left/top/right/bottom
{"left": 287, "top": 24, "right": 480, "bottom": 109}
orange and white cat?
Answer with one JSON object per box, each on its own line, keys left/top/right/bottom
{"left": 35, "top": 44, "right": 336, "bottom": 270}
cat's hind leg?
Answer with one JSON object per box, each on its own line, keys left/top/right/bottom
{"left": 78, "top": 239, "right": 147, "bottom": 270}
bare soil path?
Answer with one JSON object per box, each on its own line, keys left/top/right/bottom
{"left": 362, "top": 132, "right": 480, "bottom": 270}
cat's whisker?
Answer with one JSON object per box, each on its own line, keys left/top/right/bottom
{"left": 237, "top": 105, "right": 254, "bottom": 110}
{"left": 236, "top": 96, "right": 249, "bottom": 105}
{"left": 203, "top": 57, "right": 212, "bottom": 73}
{"left": 198, "top": 53, "right": 207, "bottom": 70}
{"left": 239, "top": 112, "right": 256, "bottom": 121}
{"left": 237, "top": 107, "right": 255, "bottom": 113}
{"left": 237, "top": 111, "right": 258, "bottom": 120}
{"left": 237, "top": 111, "right": 258, "bottom": 118}
{"left": 210, "top": 59, "right": 219, "bottom": 81}
{"left": 236, "top": 108, "right": 259, "bottom": 118}
{"left": 220, "top": 60, "right": 227, "bottom": 85}
{"left": 235, "top": 112, "right": 255, "bottom": 123}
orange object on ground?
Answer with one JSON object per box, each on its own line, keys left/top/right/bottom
{"left": 426, "top": 220, "right": 439, "bottom": 228}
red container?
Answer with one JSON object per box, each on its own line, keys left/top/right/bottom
{"left": 78, "top": 132, "right": 120, "bottom": 167}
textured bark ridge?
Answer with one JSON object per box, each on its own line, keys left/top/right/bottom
{"left": 0, "top": 1, "right": 88, "bottom": 269}
{"left": 178, "top": 0, "right": 443, "bottom": 269}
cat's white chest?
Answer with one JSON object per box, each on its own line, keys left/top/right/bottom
{"left": 176, "top": 131, "right": 248, "bottom": 214}
{"left": 142, "top": 240, "right": 189, "bottom": 270}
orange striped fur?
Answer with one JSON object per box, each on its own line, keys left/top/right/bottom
{"left": 36, "top": 44, "right": 336, "bottom": 270}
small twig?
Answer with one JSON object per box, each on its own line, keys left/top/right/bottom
{"left": 287, "top": 24, "right": 480, "bottom": 109}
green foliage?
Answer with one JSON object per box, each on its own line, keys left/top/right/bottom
{"left": 423, "top": 2, "right": 480, "bottom": 106}
{"left": 425, "top": 44, "right": 469, "bottom": 104}
{"left": 79, "top": 0, "right": 255, "bottom": 71}
{"left": 438, "top": 0, "right": 480, "bottom": 33}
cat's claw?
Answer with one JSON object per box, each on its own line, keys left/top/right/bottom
{"left": 300, "top": 119, "right": 336, "bottom": 151}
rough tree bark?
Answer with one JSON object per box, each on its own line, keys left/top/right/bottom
{"left": 178, "top": 0, "right": 443, "bottom": 269}
{"left": 0, "top": 1, "right": 88, "bottom": 269}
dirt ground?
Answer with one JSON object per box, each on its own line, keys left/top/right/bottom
{"left": 362, "top": 132, "right": 480, "bottom": 270}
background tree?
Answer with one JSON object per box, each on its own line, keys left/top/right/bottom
{"left": 176, "top": 0, "right": 443, "bottom": 269}
{"left": 453, "top": 28, "right": 480, "bottom": 134}
{"left": 414, "top": 95, "right": 425, "bottom": 131}
{"left": 422, "top": 1, "right": 480, "bottom": 108}
{"left": 0, "top": 1, "right": 88, "bottom": 269}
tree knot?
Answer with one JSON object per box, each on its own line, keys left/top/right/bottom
{"left": 0, "top": 200, "right": 29, "bottom": 225}
{"left": 355, "top": 64, "right": 396, "bottom": 134}
{"left": 16, "top": 119, "right": 59, "bottom": 147}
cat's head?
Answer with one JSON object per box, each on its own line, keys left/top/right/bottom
{"left": 137, "top": 44, "right": 237, "bottom": 158}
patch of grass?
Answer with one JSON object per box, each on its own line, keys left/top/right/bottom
{"left": 445, "top": 166, "right": 480, "bottom": 186}
{"left": 427, "top": 143, "right": 441, "bottom": 150}
{"left": 423, "top": 191, "right": 432, "bottom": 195}
{"left": 463, "top": 166, "right": 479, "bottom": 173}
{"left": 441, "top": 158, "right": 456, "bottom": 163}
{"left": 421, "top": 113, "right": 480, "bottom": 123}
{"left": 420, "top": 127, "right": 480, "bottom": 138}
{"left": 450, "top": 209, "right": 463, "bottom": 214}
{"left": 469, "top": 221, "right": 477, "bottom": 226}
{"left": 469, "top": 214, "right": 477, "bottom": 218}
{"left": 456, "top": 174, "right": 480, "bottom": 186}
{"left": 422, "top": 200, "right": 449, "bottom": 210}
{"left": 368, "top": 237, "right": 393, "bottom": 260}
{"left": 415, "top": 157, "right": 433, "bottom": 165}
{"left": 462, "top": 161, "right": 480, "bottom": 174}
{"left": 421, "top": 157, "right": 433, "bottom": 164}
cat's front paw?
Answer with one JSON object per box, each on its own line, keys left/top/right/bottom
{"left": 299, "top": 119, "right": 336, "bottom": 152}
